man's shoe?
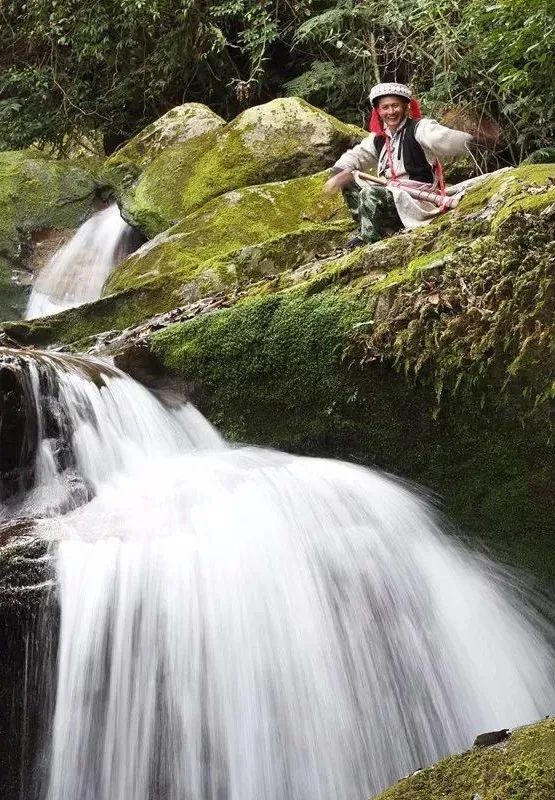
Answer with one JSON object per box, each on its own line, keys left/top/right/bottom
{"left": 345, "top": 234, "right": 365, "bottom": 251}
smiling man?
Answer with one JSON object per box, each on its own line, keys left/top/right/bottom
{"left": 325, "top": 82, "right": 493, "bottom": 248}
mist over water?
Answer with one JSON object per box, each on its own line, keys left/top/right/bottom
{"left": 4, "top": 351, "right": 554, "bottom": 800}
{"left": 25, "top": 205, "right": 135, "bottom": 320}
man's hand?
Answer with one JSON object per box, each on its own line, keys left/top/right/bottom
{"left": 472, "top": 117, "right": 503, "bottom": 148}
{"left": 324, "top": 170, "right": 354, "bottom": 194}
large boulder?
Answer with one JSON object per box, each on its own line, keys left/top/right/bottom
{"left": 0, "top": 151, "right": 98, "bottom": 320}
{"left": 102, "top": 103, "right": 225, "bottom": 191}
{"left": 373, "top": 718, "right": 555, "bottom": 800}
{"left": 121, "top": 97, "right": 364, "bottom": 236}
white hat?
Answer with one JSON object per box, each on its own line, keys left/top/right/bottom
{"left": 369, "top": 82, "right": 412, "bottom": 106}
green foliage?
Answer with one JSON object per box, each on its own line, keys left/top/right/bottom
{"left": 0, "top": 0, "right": 553, "bottom": 158}
{"left": 284, "top": 0, "right": 555, "bottom": 157}
{"left": 0, "top": 0, "right": 292, "bottom": 152}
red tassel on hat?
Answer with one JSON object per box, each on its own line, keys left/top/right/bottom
{"left": 368, "top": 108, "right": 383, "bottom": 134}
{"left": 409, "top": 98, "right": 422, "bottom": 120}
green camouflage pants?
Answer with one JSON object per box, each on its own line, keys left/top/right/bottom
{"left": 342, "top": 183, "right": 402, "bottom": 243}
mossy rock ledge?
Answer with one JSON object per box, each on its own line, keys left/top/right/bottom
{"left": 0, "top": 150, "right": 98, "bottom": 321}
{"left": 373, "top": 717, "right": 555, "bottom": 800}
{"left": 120, "top": 96, "right": 364, "bottom": 236}
{"left": 146, "top": 163, "right": 555, "bottom": 581}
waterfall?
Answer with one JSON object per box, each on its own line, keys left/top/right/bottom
{"left": 2, "top": 349, "right": 554, "bottom": 800}
{"left": 25, "top": 205, "right": 136, "bottom": 320}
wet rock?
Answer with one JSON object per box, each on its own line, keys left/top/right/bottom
{"left": 22, "top": 227, "right": 75, "bottom": 277}
{"left": 0, "top": 353, "right": 39, "bottom": 499}
{"left": 0, "top": 520, "right": 56, "bottom": 800}
{"left": 0, "top": 520, "right": 52, "bottom": 600}
{"left": 473, "top": 728, "right": 510, "bottom": 748}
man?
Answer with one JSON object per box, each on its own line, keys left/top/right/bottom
{"left": 325, "top": 82, "right": 497, "bottom": 247}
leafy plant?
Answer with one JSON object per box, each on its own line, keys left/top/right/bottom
{"left": 0, "top": 0, "right": 553, "bottom": 158}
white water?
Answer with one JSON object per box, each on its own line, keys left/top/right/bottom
{"left": 8, "top": 353, "right": 555, "bottom": 800}
{"left": 25, "top": 205, "right": 134, "bottom": 319}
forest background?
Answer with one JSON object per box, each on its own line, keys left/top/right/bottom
{"left": 0, "top": 0, "right": 553, "bottom": 162}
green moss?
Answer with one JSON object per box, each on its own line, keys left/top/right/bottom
{"left": 492, "top": 185, "right": 555, "bottom": 230}
{"left": 1, "top": 284, "right": 182, "bottom": 347}
{"left": 122, "top": 97, "right": 364, "bottom": 236}
{"left": 0, "top": 150, "right": 98, "bottom": 321}
{"left": 374, "top": 718, "right": 555, "bottom": 800}
{"left": 372, "top": 247, "right": 454, "bottom": 292}
{"left": 103, "top": 104, "right": 225, "bottom": 197}
{"left": 200, "top": 223, "right": 351, "bottom": 293}
{"left": 152, "top": 286, "right": 371, "bottom": 446}
{"left": 352, "top": 208, "right": 554, "bottom": 420}
{"left": 455, "top": 163, "right": 555, "bottom": 217}
{"left": 108, "top": 172, "right": 349, "bottom": 294}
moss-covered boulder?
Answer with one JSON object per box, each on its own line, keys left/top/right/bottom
{"left": 373, "top": 718, "right": 555, "bottom": 800}
{"left": 102, "top": 103, "right": 225, "bottom": 191}
{"left": 121, "top": 96, "right": 363, "bottom": 236}
{"left": 0, "top": 150, "right": 98, "bottom": 320}
{"left": 109, "top": 171, "right": 350, "bottom": 296}
{"left": 1, "top": 172, "right": 350, "bottom": 346}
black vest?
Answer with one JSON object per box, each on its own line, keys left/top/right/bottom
{"left": 375, "top": 118, "right": 434, "bottom": 184}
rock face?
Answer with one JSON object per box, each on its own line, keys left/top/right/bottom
{"left": 0, "top": 151, "right": 98, "bottom": 320}
{"left": 373, "top": 717, "right": 555, "bottom": 800}
{"left": 0, "top": 523, "right": 55, "bottom": 800}
{"left": 121, "top": 97, "right": 364, "bottom": 236}
{"left": 102, "top": 103, "right": 225, "bottom": 191}
{"left": 0, "top": 353, "right": 39, "bottom": 499}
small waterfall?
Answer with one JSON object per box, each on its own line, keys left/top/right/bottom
{"left": 25, "top": 205, "right": 136, "bottom": 320}
{"left": 2, "top": 350, "right": 554, "bottom": 800}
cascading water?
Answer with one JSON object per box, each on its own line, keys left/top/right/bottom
{"left": 25, "top": 205, "right": 136, "bottom": 320}
{"left": 2, "top": 349, "right": 554, "bottom": 800}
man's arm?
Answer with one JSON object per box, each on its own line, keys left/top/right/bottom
{"left": 324, "top": 135, "right": 379, "bottom": 194}
{"left": 416, "top": 118, "right": 501, "bottom": 158}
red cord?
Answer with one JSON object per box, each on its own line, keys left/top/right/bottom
{"left": 434, "top": 159, "right": 447, "bottom": 212}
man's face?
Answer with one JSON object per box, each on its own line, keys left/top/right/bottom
{"left": 376, "top": 96, "right": 409, "bottom": 131}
